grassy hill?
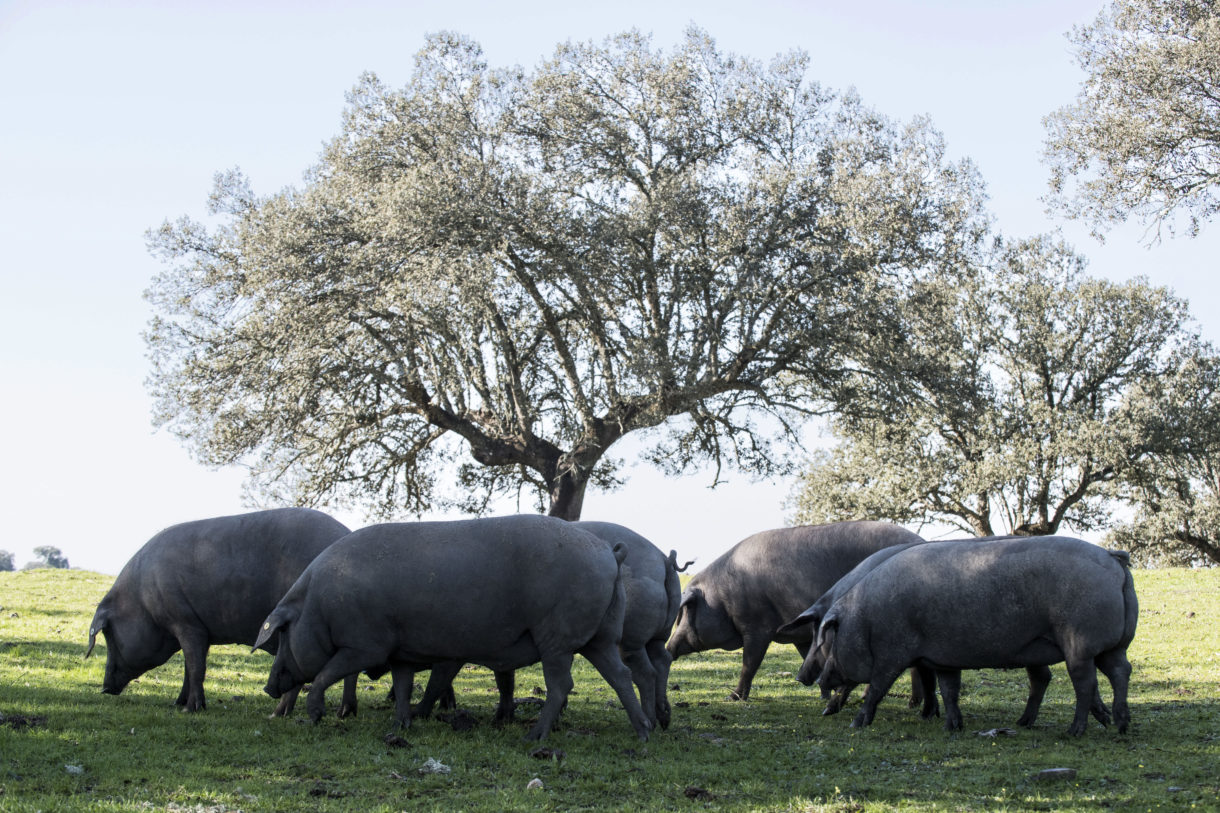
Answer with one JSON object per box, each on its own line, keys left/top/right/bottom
{"left": 1, "top": 566, "right": 1216, "bottom": 811}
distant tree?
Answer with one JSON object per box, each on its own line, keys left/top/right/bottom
{"left": 146, "top": 29, "right": 985, "bottom": 521}
{"left": 1107, "top": 340, "right": 1220, "bottom": 565}
{"left": 25, "top": 546, "right": 69, "bottom": 569}
{"left": 0, "top": 550, "right": 14, "bottom": 572}
{"left": 791, "top": 235, "right": 1192, "bottom": 537}
{"left": 1044, "top": 0, "right": 1220, "bottom": 237}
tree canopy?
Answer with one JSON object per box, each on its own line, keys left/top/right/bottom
{"left": 1108, "top": 339, "right": 1220, "bottom": 565}
{"left": 1044, "top": 0, "right": 1220, "bottom": 237}
{"left": 791, "top": 235, "right": 1194, "bottom": 538}
{"left": 146, "top": 29, "right": 984, "bottom": 520}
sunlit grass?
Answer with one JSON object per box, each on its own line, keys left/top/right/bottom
{"left": 1, "top": 567, "right": 1216, "bottom": 811}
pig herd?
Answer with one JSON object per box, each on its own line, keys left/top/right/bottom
{"left": 85, "top": 508, "right": 1137, "bottom": 743}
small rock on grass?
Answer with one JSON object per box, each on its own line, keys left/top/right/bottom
{"left": 418, "top": 757, "right": 451, "bottom": 775}
{"left": 1034, "top": 768, "right": 1078, "bottom": 781}
{"left": 526, "top": 778, "right": 544, "bottom": 790}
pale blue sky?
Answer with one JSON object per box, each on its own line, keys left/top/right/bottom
{"left": 2, "top": 1, "right": 1216, "bottom": 574}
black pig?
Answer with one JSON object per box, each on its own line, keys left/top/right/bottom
{"left": 86, "top": 508, "right": 355, "bottom": 715}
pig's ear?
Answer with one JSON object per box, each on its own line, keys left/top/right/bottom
{"left": 679, "top": 587, "right": 702, "bottom": 609}
{"left": 778, "top": 605, "right": 819, "bottom": 636}
{"left": 815, "top": 610, "right": 839, "bottom": 652}
{"left": 85, "top": 608, "right": 108, "bottom": 659}
{"left": 252, "top": 609, "right": 293, "bottom": 653}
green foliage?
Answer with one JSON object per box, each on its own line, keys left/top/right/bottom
{"left": 2, "top": 567, "right": 1218, "bottom": 811}
{"left": 792, "top": 235, "right": 1193, "bottom": 538}
{"left": 145, "top": 28, "right": 985, "bottom": 521}
{"left": 1044, "top": 0, "right": 1220, "bottom": 237}
{"left": 1107, "top": 340, "right": 1220, "bottom": 565}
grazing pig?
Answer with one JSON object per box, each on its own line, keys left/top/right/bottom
{"left": 410, "top": 521, "right": 685, "bottom": 730}
{"left": 579, "top": 522, "right": 683, "bottom": 729}
{"left": 252, "top": 515, "right": 653, "bottom": 741}
{"left": 412, "top": 522, "right": 688, "bottom": 732}
{"left": 780, "top": 539, "right": 939, "bottom": 717}
{"left": 813, "top": 536, "right": 1137, "bottom": 735}
{"left": 86, "top": 508, "right": 357, "bottom": 716}
{"left": 784, "top": 535, "right": 1108, "bottom": 722}
{"left": 665, "top": 521, "right": 923, "bottom": 701}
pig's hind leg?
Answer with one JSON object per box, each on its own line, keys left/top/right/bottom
{"left": 527, "top": 652, "right": 575, "bottom": 741}
{"left": 645, "top": 639, "right": 673, "bottom": 729}
{"left": 1064, "top": 652, "right": 1101, "bottom": 736}
{"left": 620, "top": 645, "right": 660, "bottom": 730}
{"left": 580, "top": 636, "right": 652, "bottom": 741}
{"left": 935, "top": 669, "right": 964, "bottom": 731}
{"left": 1095, "top": 647, "right": 1132, "bottom": 733}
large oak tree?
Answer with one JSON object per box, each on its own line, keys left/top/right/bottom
{"left": 146, "top": 30, "right": 983, "bottom": 520}
{"left": 791, "top": 235, "right": 1193, "bottom": 538}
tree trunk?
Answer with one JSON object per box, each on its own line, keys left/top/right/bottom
{"left": 546, "top": 469, "right": 588, "bottom": 521}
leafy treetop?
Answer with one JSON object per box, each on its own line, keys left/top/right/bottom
{"left": 146, "top": 29, "right": 985, "bottom": 520}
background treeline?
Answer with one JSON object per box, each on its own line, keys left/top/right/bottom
{"left": 0, "top": 546, "right": 69, "bottom": 572}
{"left": 141, "top": 1, "right": 1219, "bottom": 565}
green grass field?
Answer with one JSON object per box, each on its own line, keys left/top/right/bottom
{"left": 1, "top": 567, "right": 1216, "bottom": 811}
